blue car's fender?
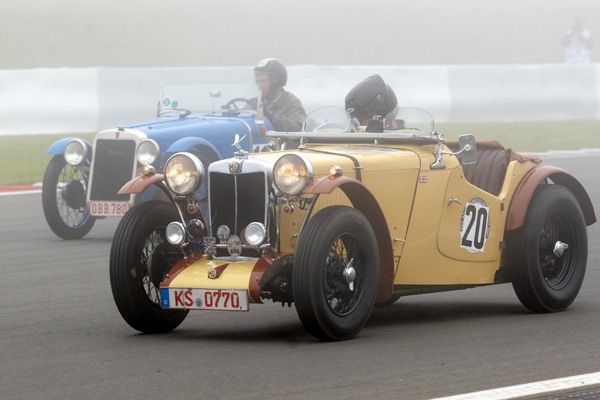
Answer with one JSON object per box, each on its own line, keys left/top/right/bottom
{"left": 166, "top": 137, "right": 222, "bottom": 161}
{"left": 46, "top": 137, "right": 93, "bottom": 156}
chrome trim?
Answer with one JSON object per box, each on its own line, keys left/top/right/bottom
{"left": 209, "top": 156, "right": 274, "bottom": 175}
{"left": 207, "top": 157, "right": 273, "bottom": 236}
{"left": 86, "top": 127, "right": 149, "bottom": 206}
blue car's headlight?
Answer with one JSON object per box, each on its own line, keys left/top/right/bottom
{"left": 137, "top": 139, "right": 160, "bottom": 166}
{"left": 64, "top": 139, "right": 87, "bottom": 166}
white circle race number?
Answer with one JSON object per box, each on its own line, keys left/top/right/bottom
{"left": 460, "top": 197, "right": 490, "bottom": 253}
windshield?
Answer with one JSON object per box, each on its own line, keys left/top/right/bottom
{"left": 301, "top": 106, "right": 435, "bottom": 135}
{"left": 384, "top": 107, "right": 435, "bottom": 134}
{"left": 303, "top": 107, "right": 352, "bottom": 132}
{"left": 159, "top": 84, "right": 260, "bottom": 114}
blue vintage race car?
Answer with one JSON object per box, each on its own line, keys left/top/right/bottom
{"left": 42, "top": 83, "right": 272, "bottom": 239}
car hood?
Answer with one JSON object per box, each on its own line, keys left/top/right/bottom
{"left": 242, "top": 143, "right": 429, "bottom": 181}
{"left": 125, "top": 112, "right": 264, "bottom": 143}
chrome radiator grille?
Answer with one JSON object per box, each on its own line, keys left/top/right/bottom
{"left": 209, "top": 171, "right": 267, "bottom": 236}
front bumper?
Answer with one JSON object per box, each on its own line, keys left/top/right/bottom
{"left": 160, "top": 254, "right": 275, "bottom": 308}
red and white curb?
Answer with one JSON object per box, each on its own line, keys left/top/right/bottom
{"left": 0, "top": 185, "right": 42, "bottom": 196}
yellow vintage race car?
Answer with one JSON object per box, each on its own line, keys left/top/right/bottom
{"left": 110, "top": 106, "right": 596, "bottom": 341}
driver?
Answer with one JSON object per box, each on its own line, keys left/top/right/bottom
{"left": 253, "top": 58, "right": 307, "bottom": 131}
{"left": 344, "top": 74, "right": 398, "bottom": 130}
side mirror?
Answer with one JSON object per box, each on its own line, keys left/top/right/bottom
{"left": 458, "top": 134, "right": 478, "bottom": 164}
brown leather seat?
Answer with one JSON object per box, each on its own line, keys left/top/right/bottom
{"left": 448, "top": 140, "right": 510, "bottom": 196}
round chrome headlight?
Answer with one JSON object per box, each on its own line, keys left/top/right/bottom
{"left": 244, "top": 222, "right": 266, "bottom": 246}
{"left": 64, "top": 139, "right": 87, "bottom": 166}
{"left": 137, "top": 139, "right": 160, "bottom": 166}
{"left": 273, "top": 154, "right": 313, "bottom": 195}
{"left": 164, "top": 152, "right": 205, "bottom": 195}
{"left": 166, "top": 221, "right": 186, "bottom": 246}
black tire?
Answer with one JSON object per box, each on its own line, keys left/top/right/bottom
{"left": 42, "top": 155, "right": 95, "bottom": 239}
{"left": 110, "top": 200, "right": 188, "bottom": 333}
{"left": 293, "top": 206, "right": 380, "bottom": 341}
{"left": 509, "top": 185, "right": 587, "bottom": 312}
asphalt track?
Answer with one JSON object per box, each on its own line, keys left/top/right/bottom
{"left": 0, "top": 153, "right": 599, "bottom": 400}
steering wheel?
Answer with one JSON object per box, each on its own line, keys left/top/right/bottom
{"left": 223, "top": 98, "right": 252, "bottom": 111}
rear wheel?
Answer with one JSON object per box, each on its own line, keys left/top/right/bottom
{"left": 509, "top": 185, "right": 587, "bottom": 312}
{"left": 293, "top": 206, "right": 380, "bottom": 341}
{"left": 42, "top": 155, "right": 95, "bottom": 239}
{"left": 110, "top": 200, "right": 188, "bottom": 333}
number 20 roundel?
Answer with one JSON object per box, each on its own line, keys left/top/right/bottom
{"left": 459, "top": 197, "right": 490, "bottom": 253}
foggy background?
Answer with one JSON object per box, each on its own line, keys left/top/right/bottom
{"left": 2, "top": 0, "right": 600, "bottom": 134}
{"left": 2, "top": 0, "right": 599, "bottom": 69}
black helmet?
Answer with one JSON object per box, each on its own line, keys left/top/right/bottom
{"left": 254, "top": 58, "right": 288, "bottom": 87}
{"left": 345, "top": 74, "right": 397, "bottom": 119}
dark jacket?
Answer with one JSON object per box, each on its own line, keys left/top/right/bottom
{"left": 264, "top": 90, "right": 307, "bottom": 131}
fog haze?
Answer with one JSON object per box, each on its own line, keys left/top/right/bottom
{"left": 2, "top": 0, "right": 600, "bottom": 68}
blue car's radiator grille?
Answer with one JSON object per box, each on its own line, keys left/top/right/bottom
{"left": 89, "top": 139, "right": 136, "bottom": 201}
{"left": 209, "top": 171, "right": 266, "bottom": 236}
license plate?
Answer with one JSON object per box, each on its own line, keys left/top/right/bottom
{"left": 89, "top": 201, "right": 129, "bottom": 216}
{"left": 160, "top": 288, "right": 249, "bottom": 311}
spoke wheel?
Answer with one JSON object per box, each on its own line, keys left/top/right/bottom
{"left": 294, "top": 206, "right": 379, "bottom": 341}
{"left": 538, "top": 214, "right": 575, "bottom": 290}
{"left": 508, "top": 185, "right": 587, "bottom": 312}
{"left": 42, "top": 155, "right": 95, "bottom": 239}
{"left": 110, "top": 200, "right": 188, "bottom": 333}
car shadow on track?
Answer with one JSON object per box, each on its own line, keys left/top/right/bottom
{"left": 125, "top": 321, "right": 312, "bottom": 344}
{"left": 118, "top": 294, "right": 536, "bottom": 344}
{"left": 367, "top": 297, "right": 528, "bottom": 328}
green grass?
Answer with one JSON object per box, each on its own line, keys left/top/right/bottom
{"left": 1, "top": 120, "right": 599, "bottom": 186}
{"left": 0, "top": 133, "right": 95, "bottom": 186}
{"left": 437, "top": 120, "right": 600, "bottom": 153}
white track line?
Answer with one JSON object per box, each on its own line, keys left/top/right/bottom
{"left": 0, "top": 189, "right": 41, "bottom": 197}
{"left": 430, "top": 372, "right": 600, "bottom": 400}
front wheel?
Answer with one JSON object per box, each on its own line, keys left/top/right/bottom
{"left": 110, "top": 200, "right": 188, "bottom": 333}
{"left": 508, "top": 185, "right": 588, "bottom": 312}
{"left": 42, "top": 155, "right": 95, "bottom": 239}
{"left": 293, "top": 206, "right": 380, "bottom": 341}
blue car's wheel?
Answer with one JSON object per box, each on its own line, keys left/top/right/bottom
{"left": 42, "top": 155, "right": 95, "bottom": 239}
{"left": 110, "top": 200, "right": 188, "bottom": 334}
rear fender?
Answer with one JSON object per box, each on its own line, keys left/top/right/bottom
{"left": 46, "top": 137, "right": 93, "bottom": 156}
{"left": 506, "top": 166, "right": 596, "bottom": 230}
{"left": 304, "top": 175, "right": 395, "bottom": 303}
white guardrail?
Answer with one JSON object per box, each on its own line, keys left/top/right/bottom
{"left": 0, "top": 64, "right": 599, "bottom": 135}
